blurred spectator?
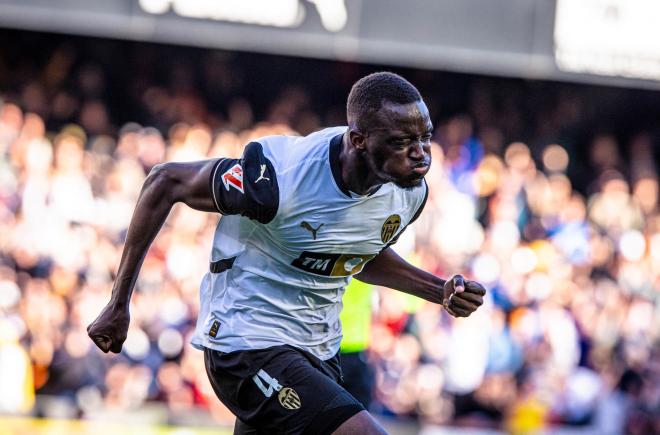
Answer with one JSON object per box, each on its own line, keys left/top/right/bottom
{"left": 0, "top": 317, "right": 34, "bottom": 414}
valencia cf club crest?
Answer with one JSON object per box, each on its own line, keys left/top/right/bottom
{"left": 222, "top": 163, "right": 244, "bottom": 193}
{"left": 381, "top": 214, "right": 401, "bottom": 243}
{"left": 278, "top": 387, "right": 301, "bottom": 410}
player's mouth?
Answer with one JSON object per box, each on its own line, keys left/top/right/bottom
{"left": 412, "top": 162, "right": 430, "bottom": 176}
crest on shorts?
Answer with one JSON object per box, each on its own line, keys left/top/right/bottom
{"left": 278, "top": 387, "right": 301, "bottom": 410}
{"left": 381, "top": 214, "right": 401, "bottom": 243}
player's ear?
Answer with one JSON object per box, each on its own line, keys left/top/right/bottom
{"left": 348, "top": 129, "right": 367, "bottom": 152}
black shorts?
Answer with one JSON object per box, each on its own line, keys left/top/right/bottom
{"left": 203, "top": 345, "right": 365, "bottom": 435}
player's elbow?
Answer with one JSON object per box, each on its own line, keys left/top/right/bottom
{"left": 147, "top": 163, "right": 171, "bottom": 181}
{"left": 144, "top": 162, "right": 182, "bottom": 203}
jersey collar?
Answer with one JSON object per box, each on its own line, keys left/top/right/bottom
{"left": 329, "top": 132, "right": 382, "bottom": 199}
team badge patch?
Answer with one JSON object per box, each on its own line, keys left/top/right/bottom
{"left": 221, "top": 163, "right": 244, "bottom": 193}
{"left": 381, "top": 214, "right": 401, "bottom": 243}
{"left": 278, "top": 387, "right": 301, "bottom": 410}
{"left": 208, "top": 320, "right": 220, "bottom": 338}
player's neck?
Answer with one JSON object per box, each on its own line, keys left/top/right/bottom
{"left": 339, "top": 133, "right": 384, "bottom": 196}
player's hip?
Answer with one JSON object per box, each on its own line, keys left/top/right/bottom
{"left": 203, "top": 345, "right": 363, "bottom": 435}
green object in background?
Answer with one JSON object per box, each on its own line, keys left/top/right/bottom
{"left": 340, "top": 278, "right": 373, "bottom": 353}
{"left": 397, "top": 290, "right": 425, "bottom": 314}
{"left": 396, "top": 254, "right": 425, "bottom": 314}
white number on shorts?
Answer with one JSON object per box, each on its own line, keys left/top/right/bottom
{"left": 252, "top": 369, "right": 283, "bottom": 398}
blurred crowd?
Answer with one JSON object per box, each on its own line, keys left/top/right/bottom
{"left": 0, "top": 30, "right": 659, "bottom": 434}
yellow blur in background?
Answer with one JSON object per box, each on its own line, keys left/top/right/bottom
{"left": 0, "top": 417, "right": 230, "bottom": 435}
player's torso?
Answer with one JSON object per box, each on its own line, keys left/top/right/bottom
{"left": 266, "top": 183, "right": 409, "bottom": 278}
{"left": 195, "top": 127, "right": 426, "bottom": 358}
{"left": 226, "top": 128, "right": 425, "bottom": 285}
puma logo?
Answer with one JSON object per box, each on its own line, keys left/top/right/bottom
{"left": 300, "top": 221, "right": 324, "bottom": 240}
{"left": 255, "top": 164, "right": 270, "bottom": 183}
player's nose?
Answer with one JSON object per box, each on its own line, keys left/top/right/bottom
{"left": 409, "top": 140, "right": 427, "bottom": 161}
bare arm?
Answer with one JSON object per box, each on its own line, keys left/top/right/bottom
{"left": 109, "top": 160, "right": 217, "bottom": 308}
{"left": 355, "top": 247, "right": 485, "bottom": 317}
{"left": 88, "top": 159, "right": 218, "bottom": 352}
{"left": 356, "top": 247, "right": 446, "bottom": 303}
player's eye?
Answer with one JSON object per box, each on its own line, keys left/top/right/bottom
{"left": 390, "top": 138, "right": 410, "bottom": 147}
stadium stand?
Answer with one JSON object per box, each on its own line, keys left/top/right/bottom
{"left": 0, "top": 29, "right": 659, "bottom": 434}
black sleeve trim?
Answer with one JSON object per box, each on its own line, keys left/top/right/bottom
{"left": 381, "top": 180, "right": 428, "bottom": 251}
{"left": 409, "top": 178, "right": 429, "bottom": 225}
{"left": 210, "top": 142, "right": 280, "bottom": 224}
{"left": 210, "top": 256, "right": 236, "bottom": 273}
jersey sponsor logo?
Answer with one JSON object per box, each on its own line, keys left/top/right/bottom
{"left": 221, "top": 163, "right": 244, "bottom": 193}
{"left": 208, "top": 320, "right": 220, "bottom": 338}
{"left": 343, "top": 257, "right": 364, "bottom": 273}
{"left": 291, "top": 251, "right": 375, "bottom": 276}
{"left": 278, "top": 387, "right": 301, "bottom": 410}
{"left": 381, "top": 214, "right": 401, "bottom": 243}
{"left": 255, "top": 164, "right": 270, "bottom": 183}
{"left": 300, "top": 221, "right": 324, "bottom": 240}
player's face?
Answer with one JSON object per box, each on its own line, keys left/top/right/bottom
{"left": 362, "top": 100, "right": 433, "bottom": 188}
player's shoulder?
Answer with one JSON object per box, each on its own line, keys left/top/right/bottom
{"left": 253, "top": 126, "right": 347, "bottom": 169}
{"left": 390, "top": 178, "right": 429, "bottom": 222}
{"left": 255, "top": 126, "right": 346, "bottom": 146}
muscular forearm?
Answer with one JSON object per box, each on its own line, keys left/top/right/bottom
{"left": 109, "top": 166, "right": 176, "bottom": 310}
{"left": 88, "top": 160, "right": 218, "bottom": 353}
{"left": 355, "top": 247, "right": 446, "bottom": 304}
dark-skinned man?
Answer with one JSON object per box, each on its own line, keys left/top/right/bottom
{"left": 87, "top": 72, "right": 486, "bottom": 435}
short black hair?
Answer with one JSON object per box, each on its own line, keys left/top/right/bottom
{"left": 346, "top": 72, "right": 422, "bottom": 131}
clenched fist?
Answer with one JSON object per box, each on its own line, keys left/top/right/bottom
{"left": 87, "top": 303, "right": 130, "bottom": 353}
{"left": 443, "top": 275, "right": 485, "bottom": 317}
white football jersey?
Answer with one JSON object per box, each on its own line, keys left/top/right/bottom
{"left": 191, "top": 127, "right": 428, "bottom": 360}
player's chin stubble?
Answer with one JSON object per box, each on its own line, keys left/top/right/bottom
{"left": 394, "top": 176, "right": 425, "bottom": 189}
